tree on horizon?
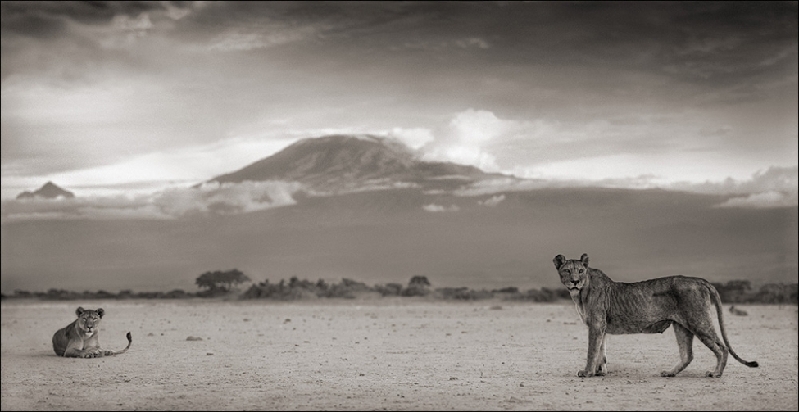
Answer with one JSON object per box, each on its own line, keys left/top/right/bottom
{"left": 196, "top": 269, "right": 251, "bottom": 292}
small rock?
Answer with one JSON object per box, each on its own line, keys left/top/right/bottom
{"left": 186, "top": 336, "right": 203, "bottom": 341}
{"left": 520, "top": 383, "right": 524, "bottom": 387}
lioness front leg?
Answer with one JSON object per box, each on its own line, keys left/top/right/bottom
{"left": 63, "top": 347, "right": 101, "bottom": 358}
{"left": 579, "top": 326, "right": 606, "bottom": 378}
{"left": 661, "top": 323, "right": 694, "bottom": 377}
{"left": 595, "top": 336, "right": 607, "bottom": 376}
{"left": 81, "top": 346, "right": 104, "bottom": 358}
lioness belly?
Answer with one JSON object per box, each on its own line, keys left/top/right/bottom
{"left": 606, "top": 319, "right": 672, "bottom": 334}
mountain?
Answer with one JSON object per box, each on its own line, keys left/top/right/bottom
{"left": 203, "top": 134, "right": 504, "bottom": 192}
{"left": 16, "top": 182, "right": 75, "bottom": 200}
{"left": 2, "top": 135, "right": 796, "bottom": 294}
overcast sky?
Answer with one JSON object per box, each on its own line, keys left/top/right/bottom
{"left": 1, "top": 1, "right": 797, "bottom": 202}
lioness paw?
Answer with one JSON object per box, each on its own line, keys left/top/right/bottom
{"left": 706, "top": 371, "right": 721, "bottom": 378}
{"left": 661, "top": 371, "right": 676, "bottom": 377}
{"left": 577, "top": 370, "right": 594, "bottom": 378}
{"left": 81, "top": 349, "right": 102, "bottom": 358}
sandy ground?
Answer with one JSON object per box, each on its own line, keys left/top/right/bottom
{"left": 1, "top": 299, "right": 797, "bottom": 411}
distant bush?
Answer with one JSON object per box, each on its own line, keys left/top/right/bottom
{"left": 4, "top": 278, "right": 796, "bottom": 304}
{"left": 375, "top": 283, "right": 403, "bottom": 297}
{"left": 710, "top": 281, "right": 797, "bottom": 304}
{"left": 435, "top": 287, "right": 496, "bottom": 300}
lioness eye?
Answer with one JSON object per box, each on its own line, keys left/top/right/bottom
{"left": 579, "top": 269, "right": 584, "bottom": 273}
{"left": 563, "top": 269, "right": 570, "bottom": 274}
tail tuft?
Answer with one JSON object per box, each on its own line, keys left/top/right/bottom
{"left": 746, "top": 361, "right": 759, "bottom": 368}
{"left": 126, "top": 332, "right": 132, "bottom": 343}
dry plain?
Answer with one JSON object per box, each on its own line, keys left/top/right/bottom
{"left": 1, "top": 299, "right": 796, "bottom": 411}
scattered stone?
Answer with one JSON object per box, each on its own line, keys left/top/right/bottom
{"left": 284, "top": 319, "right": 291, "bottom": 323}
{"left": 186, "top": 336, "right": 203, "bottom": 341}
{"left": 489, "top": 305, "right": 503, "bottom": 310}
{"left": 147, "top": 333, "right": 154, "bottom": 337}
{"left": 520, "top": 382, "right": 524, "bottom": 387}
{"left": 729, "top": 306, "right": 748, "bottom": 316}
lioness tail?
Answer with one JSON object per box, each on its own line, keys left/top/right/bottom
{"left": 102, "top": 332, "right": 132, "bottom": 356}
{"left": 709, "top": 286, "right": 758, "bottom": 368}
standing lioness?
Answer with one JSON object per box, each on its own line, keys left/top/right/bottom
{"left": 554, "top": 254, "right": 758, "bottom": 378}
{"left": 52, "top": 307, "right": 132, "bottom": 358}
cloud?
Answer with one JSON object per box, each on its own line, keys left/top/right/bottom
{"left": 718, "top": 191, "right": 798, "bottom": 208}
{"left": 449, "top": 109, "right": 514, "bottom": 144}
{"left": 156, "top": 181, "right": 302, "bottom": 216}
{"left": 96, "top": 13, "right": 154, "bottom": 49}
{"left": 421, "top": 109, "right": 526, "bottom": 171}
{"left": 455, "top": 37, "right": 490, "bottom": 49}
{"left": 671, "top": 165, "right": 798, "bottom": 195}
{"left": 0, "top": 1, "right": 197, "bottom": 80}
{"left": 403, "top": 37, "right": 491, "bottom": 51}
{"left": 680, "top": 165, "right": 798, "bottom": 208}
{"left": 388, "top": 128, "right": 434, "bottom": 150}
{"left": 422, "top": 203, "right": 460, "bottom": 212}
{"left": 478, "top": 194, "right": 505, "bottom": 207}
{"left": 1, "top": 136, "right": 299, "bottom": 200}
{"left": 206, "top": 26, "right": 320, "bottom": 51}
{"left": 1, "top": 181, "right": 305, "bottom": 221}
{"left": 454, "top": 165, "right": 798, "bottom": 209}
{"left": 453, "top": 175, "right": 663, "bottom": 197}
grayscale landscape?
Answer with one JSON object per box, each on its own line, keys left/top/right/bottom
{"left": 1, "top": 2, "right": 797, "bottom": 411}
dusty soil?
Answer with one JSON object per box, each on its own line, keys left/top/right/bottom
{"left": 1, "top": 299, "right": 796, "bottom": 410}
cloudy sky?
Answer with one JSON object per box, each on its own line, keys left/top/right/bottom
{"left": 2, "top": 1, "right": 797, "bottom": 203}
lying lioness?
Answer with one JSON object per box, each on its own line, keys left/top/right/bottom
{"left": 52, "top": 307, "right": 132, "bottom": 358}
{"left": 554, "top": 254, "right": 758, "bottom": 378}
{"left": 729, "top": 306, "right": 748, "bottom": 316}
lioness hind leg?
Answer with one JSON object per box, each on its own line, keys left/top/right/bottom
{"left": 661, "top": 323, "right": 694, "bottom": 377}
{"left": 694, "top": 326, "right": 728, "bottom": 378}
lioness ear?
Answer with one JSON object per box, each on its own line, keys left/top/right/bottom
{"left": 97, "top": 308, "right": 104, "bottom": 319}
{"left": 75, "top": 307, "right": 85, "bottom": 317}
{"left": 580, "top": 253, "right": 589, "bottom": 267}
{"left": 553, "top": 254, "right": 566, "bottom": 269}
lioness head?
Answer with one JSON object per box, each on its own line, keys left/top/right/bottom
{"left": 74, "top": 307, "right": 104, "bottom": 337}
{"left": 553, "top": 253, "right": 590, "bottom": 296}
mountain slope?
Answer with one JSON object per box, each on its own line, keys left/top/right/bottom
{"left": 204, "top": 134, "right": 497, "bottom": 191}
{"left": 2, "top": 188, "right": 796, "bottom": 293}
